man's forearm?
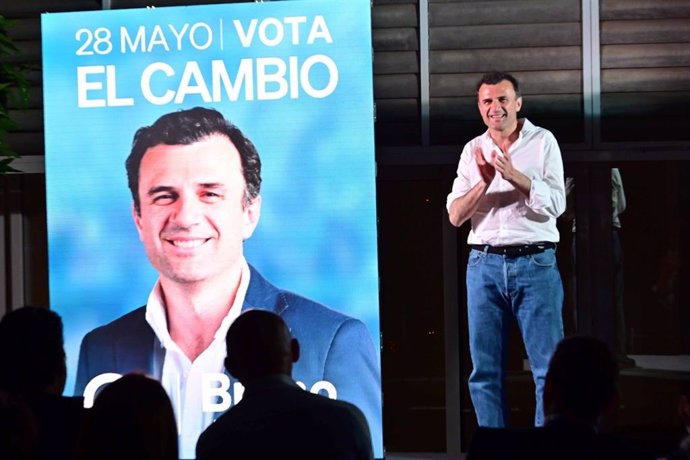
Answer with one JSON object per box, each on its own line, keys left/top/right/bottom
{"left": 448, "top": 181, "right": 489, "bottom": 227}
{"left": 507, "top": 170, "right": 531, "bottom": 198}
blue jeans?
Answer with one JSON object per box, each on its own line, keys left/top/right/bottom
{"left": 466, "top": 248, "right": 564, "bottom": 427}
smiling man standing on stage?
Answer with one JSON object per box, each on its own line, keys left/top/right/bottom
{"left": 447, "top": 71, "right": 566, "bottom": 427}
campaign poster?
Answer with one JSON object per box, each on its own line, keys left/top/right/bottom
{"left": 42, "top": 1, "right": 381, "bottom": 457}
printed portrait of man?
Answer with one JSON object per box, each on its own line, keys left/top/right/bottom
{"left": 73, "top": 107, "right": 382, "bottom": 458}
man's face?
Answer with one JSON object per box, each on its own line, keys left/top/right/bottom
{"left": 477, "top": 79, "right": 522, "bottom": 133}
{"left": 133, "top": 134, "right": 261, "bottom": 285}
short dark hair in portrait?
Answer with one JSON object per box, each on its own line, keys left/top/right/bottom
{"left": 126, "top": 106, "right": 262, "bottom": 214}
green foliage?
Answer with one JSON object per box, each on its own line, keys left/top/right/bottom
{"left": 0, "top": 14, "right": 31, "bottom": 173}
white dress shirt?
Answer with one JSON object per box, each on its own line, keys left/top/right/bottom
{"left": 446, "top": 119, "right": 566, "bottom": 245}
{"left": 145, "top": 258, "right": 250, "bottom": 459}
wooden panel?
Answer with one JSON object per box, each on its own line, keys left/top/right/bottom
{"left": 601, "top": 0, "right": 690, "bottom": 21}
{"left": 374, "top": 0, "right": 417, "bottom": 4}
{"left": 371, "top": 0, "right": 418, "bottom": 129}
{"left": 3, "top": 6, "right": 45, "bottom": 164}
{"left": 1, "top": 1, "right": 100, "bottom": 17}
{"left": 373, "top": 28, "right": 419, "bottom": 51}
{"left": 5, "top": 87, "right": 44, "bottom": 110}
{"left": 374, "top": 74, "right": 419, "bottom": 98}
{"left": 431, "top": 0, "right": 545, "bottom": 2}
{"left": 15, "top": 87, "right": 44, "bottom": 110}
{"left": 521, "top": 94, "right": 583, "bottom": 118}
{"left": 374, "top": 51, "right": 419, "bottom": 75}
{"left": 431, "top": 94, "right": 582, "bottom": 120}
{"left": 376, "top": 98, "right": 419, "bottom": 121}
{"left": 601, "top": 68, "right": 690, "bottom": 92}
{"left": 25, "top": 69, "right": 43, "bottom": 86}
{"left": 600, "top": 117, "right": 690, "bottom": 142}
{"left": 7, "top": 109, "right": 43, "bottom": 132}
{"left": 375, "top": 122, "right": 421, "bottom": 146}
{"left": 373, "top": 4, "right": 418, "bottom": 28}
{"left": 431, "top": 46, "right": 581, "bottom": 74}
{"left": 601, "top": 91, "right": 690, "bottom": 116}
{"left": 430, "top": 120, "right": 483, "bottom": 146}
{"left": 5, "top": 133, "right": 45, "bottom": 156}
{"left": 12, "top": 41, "right": 41, "bottom": 63}
{"left": 431, "top": 97, "right": 476, "bottom": 121}
{"left": 5, "top": 18, "right": 41, "bottom": 41}
{"left": 110, "top": 0, "right": 249, "bottom": 7}
{"left": 430, "top": 118, "right": 585, "bottom": 146}
{"left": 602, "top": 43, "right": 690, "bottom": 68}
{"left": 430, "top": 23, "right": 581, "bottom": 50}
{"left": 601, "top": 19, "right": 690, "bottom": 44}
{"left": 430, "top": 0, "right": 579, "bottom": 27}
{"left": 429, "top": 74, "right": 473, "bottom": 98}
{"left": 431, "top": 70, "right": 582, "bottom": 97}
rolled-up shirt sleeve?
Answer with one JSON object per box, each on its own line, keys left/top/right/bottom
{"left": 446, "top": 141, "right": 477, "bottom": 211}
{"left": 525, "top": 131, "right": 565, "bottom": 219}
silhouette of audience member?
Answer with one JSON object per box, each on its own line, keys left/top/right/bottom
{"left": 196, "top": 309, "right": 374, "bottom": 460}
{"left": 667, "top": 385, "right": 690, "bottom": 460}
{"left": 0, "top": 306, "right": 86, "bottom": 460}
{"left": 0, "top": 389, "right": 38, "bottom": 460}
{"left": 669, "top": 438, "right": 690, "bottom": 460}
{"left": 76, "top": 373, "right": 178, "bottom": 460}
{"left": 467, "top": 336, "right": 653, "bottom": 460}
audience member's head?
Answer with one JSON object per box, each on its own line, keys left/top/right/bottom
{"left": 76, "top": 373, "right": 178, "bottom": 460}
{"left": 0, "top": 306, "right": 66, "bottom": 396}
{"left": 0, "top": 389, "right": 38, "bottom": 460}
{"left": 544, "top": 336, "right": 619, "bottom": 423}
{"left": 224, "top": 309, "right": 299, "bottom": 384}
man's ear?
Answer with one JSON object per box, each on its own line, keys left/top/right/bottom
{"left": 242, "top": 195, "right": 262, "bottom": 240}
{"left": 132, "top": 202, "right": 144, "bottom": 241}
{"left": 516, "top": 96, "right": 523, "bottom": 113}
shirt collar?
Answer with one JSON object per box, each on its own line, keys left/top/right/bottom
{"left": 145, "top": 257, "right": 252, "bottom": 350}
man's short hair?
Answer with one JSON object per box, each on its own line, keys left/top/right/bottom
{"left": 79, "top": 373, "right": 178, "bottom": 460}
{"left": 0, "top": 306, "right": 66, "bottom": 396}
{"left": 226, "top": 310, "right": 293, "bottom": 380}
{"left": 546, "top": 336, "right": 619, "bottom": 419}
{"left": 476, "top": 71, "right": 521, "bottom": 97}
{"left": 126, "top": 107, "right": 262, "bottom": 214}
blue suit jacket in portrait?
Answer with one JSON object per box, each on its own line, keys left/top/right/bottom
{"left": 74, "top": 265, "right": 382, "bottom": 457}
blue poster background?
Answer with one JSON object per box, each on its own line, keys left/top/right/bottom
{"left": 42, "top": 0, "right": 380, "bottom": 455}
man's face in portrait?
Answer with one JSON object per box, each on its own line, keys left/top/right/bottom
{"left": 477, "top": 79, "right": 522, "bottom": 133}
{"left": 133, "top": 134, "right": 261, "bottom": 285}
